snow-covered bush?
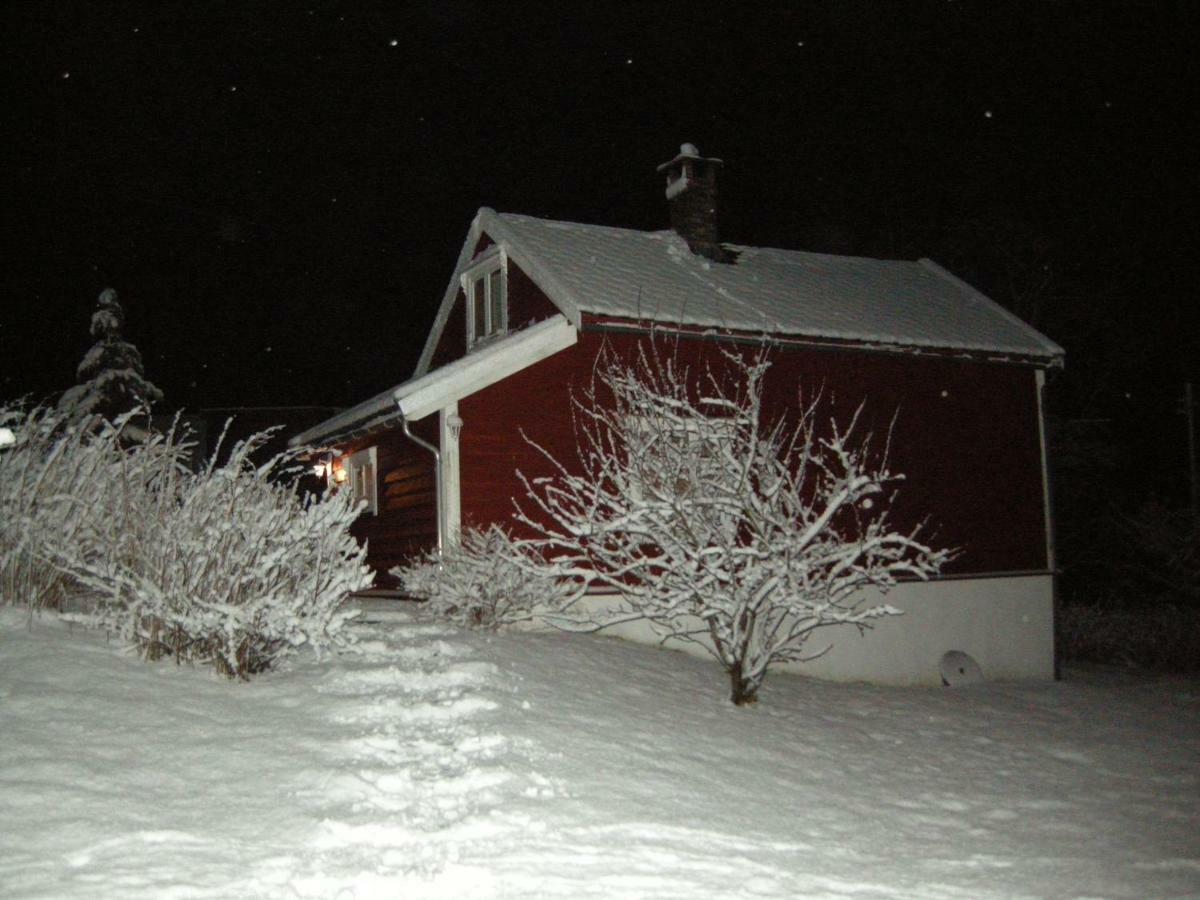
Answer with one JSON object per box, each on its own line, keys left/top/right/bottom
{"left": 0, "top": 403, "right": 87, "bottom": 610}
{"left": 57, "top": 433, "right": 373, "bottom": 678}
{"left": 508, "top": 341, "right": 952, "bottom": 705}
{"left": 394, "top": 525, "right": 575, "bottom": 629}
{"left": 0, "top": 403, "right": 372, "bottom": 677}
{"left": 0, "top": 403, "right": 168, "bottom": 611}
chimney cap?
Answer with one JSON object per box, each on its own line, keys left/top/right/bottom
{"left": 657, "top": 142, "right": 723, "bottom": 173}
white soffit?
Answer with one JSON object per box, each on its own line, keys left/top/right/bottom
{"left": 395, "top": 314, "right": 577, "bottom": 421}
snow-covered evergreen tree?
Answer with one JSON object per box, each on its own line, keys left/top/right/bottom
{"left": 58, "top": 287, "right": 162, "bottom": 421}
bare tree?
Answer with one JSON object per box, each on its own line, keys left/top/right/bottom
{"left": 510, "top": 340, "right": 951, "bottom": 705}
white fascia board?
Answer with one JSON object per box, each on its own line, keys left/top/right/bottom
{"left": 415, "top": 208, "right": 584, "bottom": 378}
{"left": 918, "top": 258, "right": 1066, "bottom": 364}
{"left": 288, "top": 388, "right": 396, "bottom": 448}
{"left": 414, "top": 209, "right": 494, "bottom": 378}
{"left": 482, "top": 208, "right": 584, "bottom": 331}
{"left": 396, "top": 314, "right": 577, "bottom": 421}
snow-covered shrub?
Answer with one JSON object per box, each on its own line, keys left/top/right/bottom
{"left": 508, "top": 341, "right": 952, "bottom": 705}
{"left": 394, "top": 525, "right": 574, "bottom": 629}
{"left": 0, "top": 403, "right": 154, "bottom": 610}
{"left": 52, "top": 432, "right": 373, "bottom": 678}
{"left": 0, "top": 403, "right": 372, "bottom": 677}
{"left": 0, "top": 403, "right": 81, "bottom": 609}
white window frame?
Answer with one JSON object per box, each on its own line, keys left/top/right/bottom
{"left": 462, "top": 248, "right": 508, "bottom": 350}
{"left": 346, "top": 445, "right": 378, "bottom": 515}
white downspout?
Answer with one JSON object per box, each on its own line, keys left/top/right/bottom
{"left": 399, "top": 405, "right": 443, "bottom": 555}
{"left": 1036, "top": 367, "right": 1061, "bottom": 680}
{"left": 440, "top": 403, "right": 463, "bottom": 545}
{"left": 1035, "top": 368, "right": 1055, "bottom": 572}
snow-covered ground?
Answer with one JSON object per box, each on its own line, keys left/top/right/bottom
{"left": 1, "top": 601, "right": 1197, "bottom": 899}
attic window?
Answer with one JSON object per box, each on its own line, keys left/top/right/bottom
{"left": 462, "top": 250, "right": 507, "bottom": 349}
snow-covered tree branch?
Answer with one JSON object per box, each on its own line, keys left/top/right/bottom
{"left": 509, "top": 340, "right": 952, "bottom": 705}
{"left": 0, "top": 403, "right": 372, "bottom": 678}
{"left": 392, "top": 524, "right": 579, "bottom": 630}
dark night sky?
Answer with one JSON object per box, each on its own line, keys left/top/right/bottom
{"left": 3, "top": 1, "right": 1197, "bottom": 429}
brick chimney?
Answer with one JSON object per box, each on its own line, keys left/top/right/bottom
{"left": 657, "top": 142, "right": 728, "bottom": 263}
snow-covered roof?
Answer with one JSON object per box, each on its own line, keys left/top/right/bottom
{"left": 416, "top": 209, "right": 1063, "bottom": 375}
{"left": 305, "top": 208, "right": 1063, "bottom": 447}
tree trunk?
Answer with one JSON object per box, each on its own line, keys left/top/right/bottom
{"left": 728, "top": 659, "right": 760, "bottom": 706}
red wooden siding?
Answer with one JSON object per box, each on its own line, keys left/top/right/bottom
{"left": 334, "top": 418, "right": 439, "bottom": 585}
{"left": 458, "top": 330, "right": 1049, "bottom": 577}
{"left": 506, "top": 258, "right": 561, "bottom": 330}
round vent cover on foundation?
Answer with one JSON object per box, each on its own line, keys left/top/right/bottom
{"left": 939, "top": 650, "right": 984, "bottom": 686}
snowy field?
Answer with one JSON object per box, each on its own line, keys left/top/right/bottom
{"left": 1, "top": 601, "right": 1197, "bottom": 899}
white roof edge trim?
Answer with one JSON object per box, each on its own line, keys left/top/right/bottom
{"left": 396, "top": 314, "right": 577, "bottom": 421}
{"left": 291, "top": 314, "right": 578, "bottom": 447}
{"left": 463, "top": 243, "right": 503, "bottom": 271}
{"left": 917, "top": 258, "right": 1065, "bottom": 361}
{"left": 288, "top": 388, "right": 394, "bottom": 448}
{"left": 501, "top": 238, "right": 584, "bottom": 330}
{"left": 415, "top": 209, "right": 586, "bottom": 380}
{"left": 414, "top": 209, "right": 491, "bottom": 378}
{"left": 476, "top": 210, "right": 585, "bottom": 329}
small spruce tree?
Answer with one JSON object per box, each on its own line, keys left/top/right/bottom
{"left": 58, "top": 287, "right": 163, "bottom": 421}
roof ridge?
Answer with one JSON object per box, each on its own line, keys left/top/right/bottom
{"left": 495, "top": 210, "right": 934, "bottom": 267}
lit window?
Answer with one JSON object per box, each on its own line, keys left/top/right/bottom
{"left": 462, "top": 251, "right": 507, "bottom": 348}
{"left": 346, "top": 446, "right": 378, "bottom": 515}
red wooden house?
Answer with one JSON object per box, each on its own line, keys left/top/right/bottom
{"left": 292, "top": 144, "right": 1064, "bottom": 685}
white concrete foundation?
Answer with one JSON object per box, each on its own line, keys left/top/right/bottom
{"left": 576, "top": 574, "right": 1055, "bottom": 686}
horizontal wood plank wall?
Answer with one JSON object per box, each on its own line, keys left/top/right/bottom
{"left": 336, "top": 417, "right": 438, "bottom": 585}
{"left": 458, "top": 329, "right": 1049, "bottom": 577}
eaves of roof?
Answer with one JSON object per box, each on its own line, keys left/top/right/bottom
{"left": 289, "top": 315, "right": 577, "bottom": 449}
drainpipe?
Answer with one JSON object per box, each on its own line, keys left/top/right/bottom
{"left": 398, "top": 404, "right": 443, "bottom": 555}
{"left": 1036, "top": 368, "right": 1060, "bottom": 681}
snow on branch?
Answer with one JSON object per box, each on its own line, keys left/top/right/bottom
{"left": 507, "top": 339, "right": 952, "bottom": 705}
{"left": 0, "top": 402, "right": 372, "bottom": 678}
{"left": 58, "top": 287, "right": 162, "bottom": 424}
{"left": 392, "top": 524, "right": 581, "bottom": 630}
